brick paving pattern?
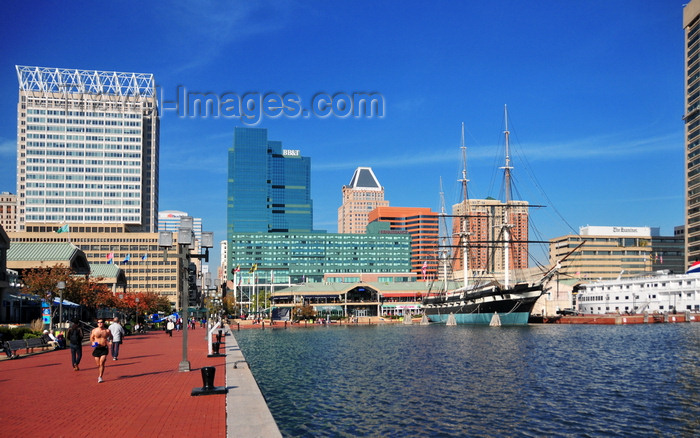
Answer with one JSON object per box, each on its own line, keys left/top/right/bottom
{"left": 0, "top": 328, "right": 226, "bottom": 437}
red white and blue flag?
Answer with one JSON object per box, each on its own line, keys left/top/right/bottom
{"left": 687, "top": 261, "right": 700, "bottom": 274}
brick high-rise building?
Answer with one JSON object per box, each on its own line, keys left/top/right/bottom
{"left": 452, "top": 198, "right": 529, "bottom": 279}
{"left": 338, "top": 167, "right": 388, "bottom": 234}
{"left": 367, "top": 206, "right": 439, "bottom": 280}
{"left": 0, "top": 192, "right": 18, "bottom": 232}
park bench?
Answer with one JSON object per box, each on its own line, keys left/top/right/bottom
{"left": 3, "top": 339, "right": 28, "bottom": 358}
{"left": 3, "top": 338, "right": 53, "bottom": 358}
{"left": 26, "top": 337, "right": 52, "bottom": 352}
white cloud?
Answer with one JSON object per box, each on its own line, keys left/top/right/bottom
{"left": 313, "top": 130, "right": 681, "bottom": 172}
{"left": 167, "top": 0, "right": 300, "bottom": 73}
{"left": 0, "top": 137, "right": 16, "bottom": 156}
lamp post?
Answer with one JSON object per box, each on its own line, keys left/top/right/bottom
{"left": 159, "top": 219, "right": 214, "bottom": 372}
{"left": 57, "top": 281, "right": 66, "bottom": 329}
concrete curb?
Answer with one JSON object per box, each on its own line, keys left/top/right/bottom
{"left": 225, "top": 329, "right": 282, "bottom": 438}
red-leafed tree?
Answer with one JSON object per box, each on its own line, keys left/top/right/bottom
{"left": 21, "top": 265, "right": 116, "bottom": 315}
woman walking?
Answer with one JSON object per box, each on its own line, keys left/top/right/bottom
{"left": 67, "top": 320, "right": 83, "bottom": 371}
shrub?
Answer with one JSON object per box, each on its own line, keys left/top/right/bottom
{"left": 11, "top": 327, "right": 35, "bottom": 340}
{"left": 0, "top": 326, "right": 12, "bottom": 342}
{"left": 30, "top": 318, "right": 44, "bottom": 332}
{"left": 23, "top": 333, "right": 40, "bottom": 339}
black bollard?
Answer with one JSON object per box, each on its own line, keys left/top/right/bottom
{"left": 212, "top": 342, "right": 220, "bottom": 354}
{"left": 201, "top": 366, "right": 215, "bottom": 389}
{"left": 191, "top": 366, "right": 227, "bottom": 396}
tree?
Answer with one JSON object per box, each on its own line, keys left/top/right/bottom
{"left": 21, "top": 265, "right": 116, "bottom": 316}
{"left": 21, "top": 265, "right": 71, "bottom": 304}
{"left": 294, "top": 304, "right": 316, "bottom": 321}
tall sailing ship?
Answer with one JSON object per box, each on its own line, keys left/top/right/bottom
{"left": 423, "top": 107, "right": 572, "bottom": 325}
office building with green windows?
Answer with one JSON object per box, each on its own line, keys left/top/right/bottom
{"left": 229, "top": 228, "right": 412, "bottom": 284}
{"left": 226, "top": 128, "right": 413, "bottom": 294}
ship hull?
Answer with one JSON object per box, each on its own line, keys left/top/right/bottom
{"left": 422, "top": 283, "right": 543, "bottom": 326}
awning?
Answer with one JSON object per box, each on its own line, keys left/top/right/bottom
{"left": 381, "top": 292, "right": 427, "bottom": 297}
{"left": 314, "top": 305, "right": 343, "bottom": 312}
{"left": 53, "top": 297, "right": 80, "bottom": 308}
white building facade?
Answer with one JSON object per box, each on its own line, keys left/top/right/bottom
{"left": 16, "top": 66, "right": 159, "bottom": 232}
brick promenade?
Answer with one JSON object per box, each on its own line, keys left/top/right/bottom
{"left": 0, "top": 328, "right": 227, "bottom": 437}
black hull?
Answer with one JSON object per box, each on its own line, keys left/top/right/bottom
{"left": 422, "top": 283, "right": 544, "bottom": 325}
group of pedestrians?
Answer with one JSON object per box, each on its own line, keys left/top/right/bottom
{"left": 66, "top": 317, "right": 126, "bottom": 383}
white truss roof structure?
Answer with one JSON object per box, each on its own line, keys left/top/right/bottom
{"left": 16, "top": 65, "right": 155, "bottom": 98}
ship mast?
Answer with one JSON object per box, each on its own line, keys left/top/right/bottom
{"left": 439, "top": 176, "right": 449, "bottom": 292}
{"left": 500, "top": 105, "right": 513, "bottom": 288}
{"left": 458, "top": 122, "right": 471, "bottom": 288}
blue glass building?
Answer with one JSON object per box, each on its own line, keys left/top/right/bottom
{"left": 227, "top": 127, "right": 313, "bottom": 235}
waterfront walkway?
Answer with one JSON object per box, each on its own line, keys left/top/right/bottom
{"left": 0, "top": 327, "right": 280, "bottom": 437}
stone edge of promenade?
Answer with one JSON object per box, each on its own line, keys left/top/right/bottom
{"left": 225, "top": 327, "right": 282, "bottom": 438}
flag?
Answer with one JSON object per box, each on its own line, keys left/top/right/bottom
{"left": 55, "top": 224, "right": 69, "bottom": 233}
{"left": 660, "top": 255, "right": 663, "bottom": 264}
{"left": 142, "top": 254, "right": 147, "bottom": 261}
{"left": 270, "top": 270, "right": 275, "bottom": 283}
{"left": 249, "top": 264, "right": 257, "bottom": 273}
{"left": 687, "top": 261, "right": 700, "bottom": 274}
{"left": 107, "top": 253, "right": 114, "bottom": 264}
{"left": 122, "top": 254, "right": 131, "bottom": 264}
{"left": 234, "top": 265, "right": 240, "bottom": 273}
{"left": 422, "top": 261, "right": 428, "bottom": 279}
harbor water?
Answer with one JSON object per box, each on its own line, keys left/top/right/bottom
{"left": 234, "top": 323, "right": 699, "bottom": 437}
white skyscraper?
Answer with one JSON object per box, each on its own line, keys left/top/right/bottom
{"left": 15, "top": 66, "right": 159, "bottom": 232}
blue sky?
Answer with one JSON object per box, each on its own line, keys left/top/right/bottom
{"left": 0, "top": 1, "right": 687, "bottom": 269}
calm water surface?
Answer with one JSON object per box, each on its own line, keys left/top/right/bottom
{"left": 234, "top": 323, "right": 699, "bottom": 437}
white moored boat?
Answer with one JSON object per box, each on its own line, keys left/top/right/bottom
{"left": 576, "top": 264, "right": 700, "bottom": 315}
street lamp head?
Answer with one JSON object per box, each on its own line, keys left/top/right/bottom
{"left": 201, "top": 231, "right": 214, "bottom": 249}
{"left": 159, "top": 231, "right": 173, "bottom": 248}
{"left": 57, "top": 281, "right": 66, "bottom": 290}
{"left": 177, "top": 226, "right": 193, "bottom": 246}
{"left": 180, "top": 216, "right": 194, "bottom": 230}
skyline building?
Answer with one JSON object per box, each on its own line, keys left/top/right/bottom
{"left": 367, "top": 206, "right": 439, "bottom": 280}
{"left": 228, "top": 230, "right": 411, "bottom": 285}
{"left": 337, "top": 167, "right": 388, "bottom": 234}
{"left": 550, "top": 226, "right": 663, "bottom": 281}
{"left": 227, "top": 127, "right": 313, "bottom": 236}
{"left": 685, "top": 1, "right": 700, "bottom": 267}
{"left": 0, "top": 192, "right": 18, "bottom": 232}
{"left": 158, "top": 210, "right": 203, "bottom": 243}
{"left": 15, "top": 65, "right": 159, "bottom": 232}
{"left": 452, "top": 198, "right": 530, "bottom": 278}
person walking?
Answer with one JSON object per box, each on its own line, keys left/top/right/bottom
{"left": 108, "top": 317, "right": 126, "bottom": 361}
{"left": 166, "top": 319, "right": 174, "bottom": 337}
{"left": 90, "top": 319, "right": 112, "bottom": 383}
{"left": 67, "top": 320, "right": 83, "bottom": 371}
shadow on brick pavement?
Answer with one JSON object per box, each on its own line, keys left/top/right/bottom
{"left": 0, "top": 328, "right": 226, "bottom": 438}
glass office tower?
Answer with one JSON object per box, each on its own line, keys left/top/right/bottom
{"left": 227, "top": 127, "right": 313, "bottom": 236}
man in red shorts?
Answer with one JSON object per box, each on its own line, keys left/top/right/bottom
{"left": 90, "top": 319, "right": 113, "bottom": 383}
